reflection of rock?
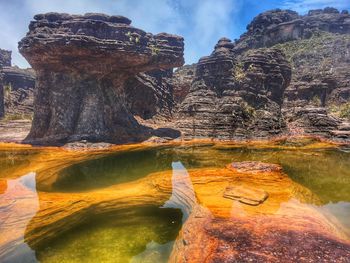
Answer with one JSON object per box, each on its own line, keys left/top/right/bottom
{"left": 1, "top": 152, "right": 349, "bottom": 261}
{"left": 19, "top": 12, "right": 184, "bottom": 145}
{"left": 0, "top": 172, "right": 38, "bottom": 262}
{"left": 162, "top": 161, "right": 197, "bottom": 220}
{"left": 169, "top": 162, "right": 350, "bottom": 262}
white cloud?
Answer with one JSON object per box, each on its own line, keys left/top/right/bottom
{"left": 0, "top": 0, "right": 243, "bottom": 68}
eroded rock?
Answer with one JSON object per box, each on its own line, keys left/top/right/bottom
{"left": 19, "top": 12, "right": 184, "bottom": 145}
{"left": 0, "top": 49, "right": 11, "bottom": 118}
{"left": 176, "top": 40, "right": 291, "bottom": 139}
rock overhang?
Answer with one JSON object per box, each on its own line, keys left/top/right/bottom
{"left": 18, "top": 12, "right": 184, "bottom": 73}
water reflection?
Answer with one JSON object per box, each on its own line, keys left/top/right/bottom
{"left": 0, "top": 172, "right": 38, "bottom": 262}
{"left": 162, "top": 162, "right": 197, "bottom": 221}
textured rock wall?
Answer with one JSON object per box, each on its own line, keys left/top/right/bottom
{"left": 174, "top": 7, "right": 350, "bottom": 140}
{"left": 3, "top": 67, "right": 35, "bottom": 117}
{"left": 0, "top": 49, "right": 10, "bottom": 118}
{"left": 176, "top": 38, "right": 291, "bottom": 139}
{"left": 233, "top": 7, "right": 350, "bottom": 53}
{"left": 172, "top": 64, "right": 196, "bottom": 103}
{"left": 125, "top": 69, "right": 175, "bottom": 120}
{"left": 19, "top": 13, "right": 184, "bottom": 145}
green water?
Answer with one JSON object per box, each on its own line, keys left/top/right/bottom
{"left": 1, "top": 143, "right": 350, "bottom": 262}
{"left": 54, "top": 145, "right": 350, "bottom": 203}
{"left": 37, "top": 207, "right": 182, "bottom": 263}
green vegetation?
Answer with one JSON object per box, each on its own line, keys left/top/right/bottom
{"left": 150, "top": 45, "right": 160, "bottom": 55}
{"left": 4, "top": 84, "right": 12, "bottom": 100}
{"left": 274, "top": 32, "right": 350, "bottom": 64}
{"left": 240, "top": 100, "right": 256, "bottom": 118}
{"left": 329, "top": 102, "right": 350, "bottom": 120}
{"left": 339, "top": 102, "right": 350, "bottom": 119}
{"left": 2, "top": 113, "right": 33, "bottom": 121}
{"left": 311, "top": 95, "right": 321, "bottom": 106}
{"left": 233, "top": 62, "right": 246, "bottom": 82}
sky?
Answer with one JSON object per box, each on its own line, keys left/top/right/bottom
{"left": 0, "top": 0, "right": 349, "bottom": 68}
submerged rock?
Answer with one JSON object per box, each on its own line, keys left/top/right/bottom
{"left": 19, "top": 12, "right": 184, "bottom": 145}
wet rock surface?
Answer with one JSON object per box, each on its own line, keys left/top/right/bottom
{"left": 19, "top": 12, "right": 184, "bottom": 145}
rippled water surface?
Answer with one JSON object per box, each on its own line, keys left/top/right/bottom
{"left": 0, "top": 142, "right": 350, "bottom": 262}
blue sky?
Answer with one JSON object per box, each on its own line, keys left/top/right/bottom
{"left": 0, "top": 0, "right": 349, "bottom": 68}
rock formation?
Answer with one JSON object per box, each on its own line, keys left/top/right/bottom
{"left": 231, "top": 7, "right": 350, "bottom": 138}
{"left": 125, "top": 69, "right": 175, "bottom": 120}
{"left": 233, "top": 7, "right": 350, "bottom": 53}
{"left": 19, "top": 12, "right": 184, "bottom": 145}
{"left": 171, "top": 64, "right": 195, "bottom": 103}
{"left": 3, "top": 66, "right": 35, "bottom": 117}
{"left": 176, "top": 38, "right": 291, "bottom": 139}
{"left": 0, "top": 49, "right": 12, "bottom": 118}
{"left": 172, "top": 7, "right": 350, "bottom": 140}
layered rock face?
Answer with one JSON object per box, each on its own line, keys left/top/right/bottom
{"left": 173, "top": 7, "right": 350, "bottom": 140}
{"left": 3, "top": 66, "right": 35, "bottom": 117}
{"left": 176, "top": 38, "right": 291, "bottom": 139}
{"left": 0, "top": 49, "right": 11, "bottom": 118}
{"left": 125, "top": 69, "right": 175, "bottom": 120}
{"left": 19, "top": 12, "right": 184, "bottom": 145}
{"left": 230, "top": 7, "right": 350, "bottom": 138}
{"left": 171, "top": 64, "right": 195, "bottom": 103}
{"left": 233, "top": 7, "right": 350, "bottom": 53}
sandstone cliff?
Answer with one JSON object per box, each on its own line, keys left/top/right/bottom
{"left": 0, "top": 49, "right": 11, "bottom": 118}
{"left": 176, "top": 38, "right": 291, "bottom": 139}
{"left": 173, "top": 7, "right": 350, "bottom": 140}
{"left": 19, "top": 12, "right": 184, "bottom": 145}
{"left": 3, "top": 66, "right": 35, "bottom": 118}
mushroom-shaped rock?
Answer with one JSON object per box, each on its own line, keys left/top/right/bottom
{"left": 19, "top": 13, "right": 184, "bottom": 145}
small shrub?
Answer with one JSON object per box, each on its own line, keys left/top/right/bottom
{"left": 339, "top": 102, "right": 350, "bottom": 119}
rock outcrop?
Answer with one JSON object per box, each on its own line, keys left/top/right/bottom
{"left": 229, "top": 7, "right": 350, "bottom": 139}
{"left": 171, "top": 64, "right": 195, "bottom": 103}
{"left": 176, "top": 38, "right": 291, "bottom": 139}
{"left": 233, "top": 7, "right": 350, "bottom": 53}
{"left": 0, "top": 49, "right": 11, "bottom": 118}
{"left": 3, "top": 66, "right": 35, "bottom": 117}
{"left": 172, "top": 7, "right": 350, "bottom": 140}
{"left": 19, "top": 12, "right": 184, "bottom": 145}
{"left": 125, "top": 69, "right": 175, "bottom": 120}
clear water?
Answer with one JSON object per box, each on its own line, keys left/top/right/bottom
{"left": 0, "top": 143, "right": 350, "bottom": 262}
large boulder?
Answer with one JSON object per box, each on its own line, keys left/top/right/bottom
{"left": 176, "top": 38, "right": 291, "bottom": 139}
{"left": 19, "top": 12, "right": 184, "bottom": 145}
